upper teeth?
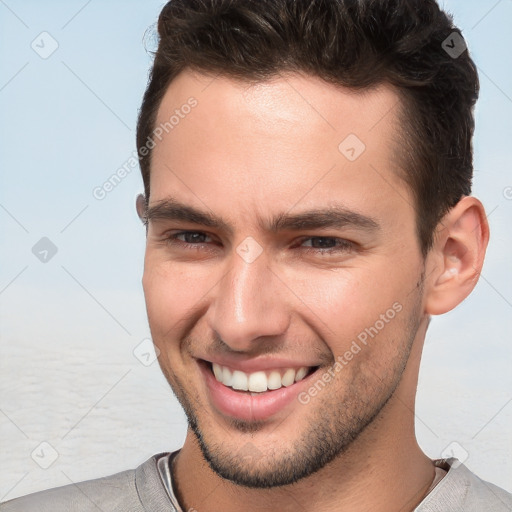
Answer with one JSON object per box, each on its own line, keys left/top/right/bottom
{"left": 212, "top": 363, "right": 310, "bottom": 392}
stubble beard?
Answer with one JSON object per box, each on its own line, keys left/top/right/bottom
{"left": 157, "top": 285, "right": 424, "bottom": 489}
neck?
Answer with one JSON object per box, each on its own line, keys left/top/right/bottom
{"left": 173, "top": 319, "right": 434, "bottom": 512}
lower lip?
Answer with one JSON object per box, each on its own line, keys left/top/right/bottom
{"left": 199, "top": 361, "right": 318, "bottom": 422}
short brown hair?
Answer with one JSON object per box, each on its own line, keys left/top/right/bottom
{"left": 136, "top": 0, "right": 479, "bottom": 255}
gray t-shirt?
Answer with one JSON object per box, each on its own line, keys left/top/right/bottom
{"left": 1, "top": 451, "right": 511, "bottom": 511}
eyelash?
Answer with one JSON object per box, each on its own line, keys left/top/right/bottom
{"left": 162, "top": 231, "right": 355, "bottom": 254}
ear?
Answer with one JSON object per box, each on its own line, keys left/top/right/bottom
{"left": 424, "top": 196, "right": 489, "bottom": 315}
{"left": 136, "top": 193, "right": 147, "bottom": 223}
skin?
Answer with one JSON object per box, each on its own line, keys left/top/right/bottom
{"left": 138, "top": 70, "right": 489, "bottom": 511}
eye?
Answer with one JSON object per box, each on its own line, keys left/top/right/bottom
{"left": 298, "top": 237, "right": 355, "bottom": 254}
{"left": 162, "top": 231, "right": 355, "bottom": 256}
{"left": 163, "top": 231, "right": 215, "bottom": 249}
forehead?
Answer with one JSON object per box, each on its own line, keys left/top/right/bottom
{"left": 149, "top": 70, "right": 412, "bottom": 231}
{"left": 154, "top": 71, "right": 401, "bottom": 151}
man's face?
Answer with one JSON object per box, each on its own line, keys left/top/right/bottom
{"left": 142, "top": 71, "right": 428, "bottom": 487}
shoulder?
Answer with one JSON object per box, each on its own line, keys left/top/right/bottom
{"left": 0, "top": 468, "right": 138, "bottom": 512}
{"left": 0, "top": 453, "right": 172, "bottom": 512}
{"left": 417, "top": 458, "right": 512, "bottom": 512}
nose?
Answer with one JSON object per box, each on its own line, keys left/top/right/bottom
{"left": 205, "top": 246, "right": 290, "bottom": 352}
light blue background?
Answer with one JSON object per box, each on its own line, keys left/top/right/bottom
{"left": 1, "top": 0, "right": 511, "bottom": 500}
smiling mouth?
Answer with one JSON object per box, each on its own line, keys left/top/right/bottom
{"left": 200, "top": 360, "right": 320, "bottom": 394}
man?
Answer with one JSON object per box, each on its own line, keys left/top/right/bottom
{"left": 2, "top": 0, "right": 511, "bottom": 510}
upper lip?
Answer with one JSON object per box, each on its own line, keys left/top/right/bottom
{"left": 198, "top": 355, "right": 321, "bottom": 373}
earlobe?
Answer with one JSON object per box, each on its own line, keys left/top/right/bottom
{"left": 424, "top": 196, "right": 489, "bottom": 315}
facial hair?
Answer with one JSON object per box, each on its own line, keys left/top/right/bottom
{"left": 157, "top": 279, "right": 425, "bottom": 488}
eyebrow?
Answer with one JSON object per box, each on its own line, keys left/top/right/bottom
{"left": 145, "top": 197, "right": 380, "bottom": 235}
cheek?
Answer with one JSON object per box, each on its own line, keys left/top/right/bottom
{"left": 142, "top": 263, "right": 203, "bottom": 335}
{"left": 142, "top": 264, "right": 202, "bottom": 380}
{"left": 289, "top": 263, "right": 417, "bottom": 356}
